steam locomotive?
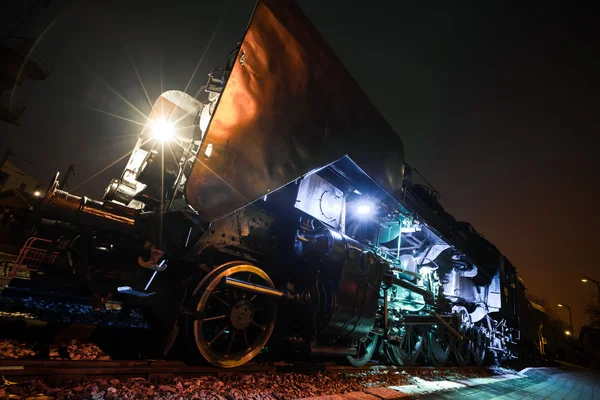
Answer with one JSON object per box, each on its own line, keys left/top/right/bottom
{"left": 25, "top": 0, "right": 553, "bottom": 368}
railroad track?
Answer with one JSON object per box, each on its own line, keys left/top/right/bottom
{"left": 0, "top": 359, "right": 485, "bottom": 386}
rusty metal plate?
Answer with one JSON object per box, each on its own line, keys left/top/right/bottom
{"left": 185, "top": 0, "right": 404, "bottom": 222}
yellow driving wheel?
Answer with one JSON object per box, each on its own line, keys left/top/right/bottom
{"left": 193, "top": 261, "right": 278, "bottom": 368}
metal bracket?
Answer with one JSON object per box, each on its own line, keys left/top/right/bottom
{"left": 434, "top": 312, "right": 463, "bottom": 340}
{"left": 138, "top": 257, "right": 168, "bottom": 272}
{"left": 117, "top": 286, "right": 155, "bottom": 297}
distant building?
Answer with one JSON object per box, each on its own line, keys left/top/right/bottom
{"left": 0, "top": 160, "right": 41, "bottom": 214}
{"left": 0, "top": 160, "right": 40, "bottom": 194}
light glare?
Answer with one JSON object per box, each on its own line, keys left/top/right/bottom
{"left": 152, "top": 119, "right": 174, "bottom": 141}
{"left": 33, "top": 190, "right": 41, "bottom": 197}
{"left": 357, "top": 204, "right": 372, "bottom": 215}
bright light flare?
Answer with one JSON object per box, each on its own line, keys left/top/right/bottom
{"left": 152, "top": 119, "right": 174, "bottom": 141}
{"left": 557, "top": 303, "right": 563, "bottom": 307}
{"left": 564, "top": 330, "right": 571, "bottom": 336}
{"left": 581, "top": 278, "right": 588, "bottom": 283}
{"left": 356, "top": 204, "right": 372, "bottom": 215}
{"left": 33, "top": 190, "right": 41, "bottom": 197}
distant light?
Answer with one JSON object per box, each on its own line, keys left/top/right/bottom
{"left": 205, "top": 143, "right": 213, "bottom": 158}
{"left": 33, "top": 190, "right": 41, "bottom": 197}
{"left": 152, "top": 119, "right": 174, "bottom": 141}
{"left": 353, "top": 189, "right": 362, "bottom": 195}
{"left": 581, "top": 278, "right": 588, "bottom": 283}
{"left": 564, "top": 330, "right": 571, "bottom": 336}
{"left": 557, "top": 303, "right": 563, "bottom": 307}
{"left": 357, "top": 204, "right": 372, "bottom": 215}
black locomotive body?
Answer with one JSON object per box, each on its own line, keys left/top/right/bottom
{"left": 26, "top": 0, "right": 553, "bottom": 368}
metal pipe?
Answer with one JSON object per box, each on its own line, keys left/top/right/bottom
{"left": 184, "top": 227, "right": 193, "bottom": 247}
{"left": 402, "top": 314, "right": 453, "bottom": 325}
{"left": 222, "top": 277, "right": 286, "bottom": 298}
{"left": 397, "top": 218, "right": 402, "bottom": 258}
{"left": 310, "top": 345, "right": 358, "bottom": 357}
{"left": 144, "top": 270, "right": 158, "bottom": 291}
{"left": 383, "top": 290, "right": 388, "bottom": 330}
{"left": 391, "top": 267, "right": 421, "bottom": 279}
{"left": 42, "top": 188, "right": 138, "bottom": 234}
{"left": 392, "top": 277, "right": 433, "bottom": 303}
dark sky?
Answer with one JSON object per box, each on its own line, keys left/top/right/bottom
{"left": 1, "top": 1, "right": 599, "bottom": 333}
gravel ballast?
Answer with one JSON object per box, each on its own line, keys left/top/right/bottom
{"left": 0, "top": 366, "right": 513, "bottom": 400}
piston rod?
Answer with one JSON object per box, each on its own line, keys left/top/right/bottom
{"left": 222, "top": 277, "right": 286, "bottom": 298}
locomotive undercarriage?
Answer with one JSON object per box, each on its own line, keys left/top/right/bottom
{"left": 29, "top": 157, "right": 518, "bottom": 368}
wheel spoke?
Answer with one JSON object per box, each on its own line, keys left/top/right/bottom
{"left": 211, "top": 293, "right": 230, "bottom": 307}
{"left": 208, "top": 325, "right": 228, "bottom": 346}
{"left": 202, "top": 314, "right": 226, "bottom": 323}
{"left": 226, "top": 330, "right": 236, "bottom": 356}
{"left": 251, "top": 320, "right": 266, "bottom": 331}
{"left": 243, "top": 328, "right": 250, "bottom": 350}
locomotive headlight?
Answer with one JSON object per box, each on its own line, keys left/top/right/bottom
{"left": 356, "top": 203, "right": 372, "bottom": 215}
{"left": 152, "top": 119, "right": 174, "bottom": 141}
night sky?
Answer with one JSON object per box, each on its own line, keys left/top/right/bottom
{"left": 1, "top": 1, "right": 599, "bottom": 333}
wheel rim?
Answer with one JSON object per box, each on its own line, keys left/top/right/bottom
{"left": 472, "top": 327, "right": 486, "bottom": 366}
{"left": 193, "top": 262, "right": 277, "bottom": 368}
{"left": 453, "top": 331, "right": 471, "bottom": 366}
{"left": 428, "top": 325, "right": 450, "bottom": 367}
{"left": 388, "top": 325, "right": 423, "bottom": 365}
{"left": 347, "top": 332, "right": 378, "bottom": 367}
{"left": 453, "top": 308, "right": 471, "bottom": 366}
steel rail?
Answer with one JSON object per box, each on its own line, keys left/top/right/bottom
{"left": 0, "top": 359, "right": 487, "bottom": 386}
